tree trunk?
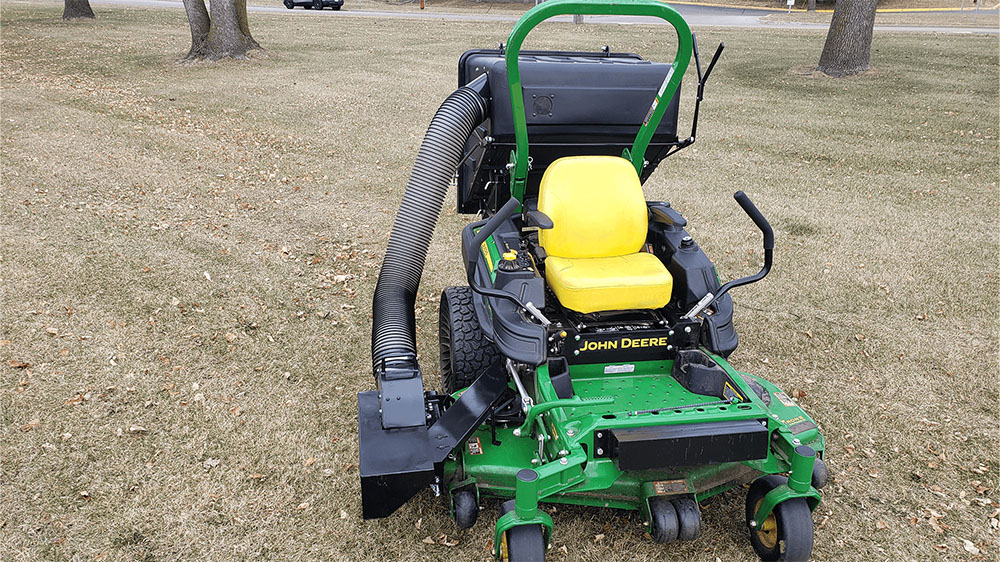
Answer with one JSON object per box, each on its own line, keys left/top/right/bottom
{"left": 807, "top": 0, "right": 816, "bottom": 12}
{"left": 817, "top": 0, "right": 877, "bottom": 77}
{"left": 182, "top": 0, "right": 261, "bottom": 61}
{"left": 63, "top": 0, "right": 95, "bottom": 20}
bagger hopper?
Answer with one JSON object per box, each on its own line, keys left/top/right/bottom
{"left": 359, "top": 1, "right": 827, "bottom": 559}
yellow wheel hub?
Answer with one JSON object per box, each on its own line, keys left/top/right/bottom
{"left": 754, "top": 499, "right": 778, "bottom": 550}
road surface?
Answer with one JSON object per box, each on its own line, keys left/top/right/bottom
{"left": 89, "top": 0, "right": 1000, "bottom": 34}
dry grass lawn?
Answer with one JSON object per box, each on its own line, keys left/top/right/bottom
{"left": 2, "top": 1, "right": 998, "bottom": 561}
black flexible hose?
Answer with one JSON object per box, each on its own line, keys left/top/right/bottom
{"left": 371, "top": 86, "right": 488, "bottom": 371}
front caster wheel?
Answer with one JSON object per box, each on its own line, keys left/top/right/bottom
{"left": 648, "top": 497, "right": 679, "bottom": 543}
{"left": 452, "top": 489, "right": 478, "bottom": 530}
{"left": 500, "top": 500, "right": 545, "bottom": 562}
{"left": 672, "top": 497, "right": 701, "bottom": 541}
{"left": 746, "top": 475, "right": 814, "bottom": 561}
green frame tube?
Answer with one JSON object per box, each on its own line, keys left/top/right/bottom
{"left": 504, "top": 0, "right": 693, "bottom": 203}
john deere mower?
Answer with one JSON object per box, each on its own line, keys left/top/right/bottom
{"left": 359, "top": 1, "right": 827, "bottom": 560}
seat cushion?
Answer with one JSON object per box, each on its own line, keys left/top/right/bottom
{"left": 538, "top": 156, "right": 648, "bottom": 259}
{"left": 545, "top": 253, "right": 673, "bottom": 314}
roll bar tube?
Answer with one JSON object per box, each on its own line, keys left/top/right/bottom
{"left": 504, "top": 0, "right": 693, "bottom": 204}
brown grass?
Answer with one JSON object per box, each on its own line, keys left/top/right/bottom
{"left": 2, "top": 1, "right": 998, "bottom": 561}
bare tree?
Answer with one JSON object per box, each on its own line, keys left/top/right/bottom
{"left": 817, "top": 0, "right": 877, "bottom": 77}
{"left": 182, "top": 0, "right": 261, "bottom": 61}
{"left": 63, "top": 0, "right": 95, "bottom": 20}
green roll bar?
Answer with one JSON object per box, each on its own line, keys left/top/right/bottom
{"left": 504, "top": 0, "right": 693, "bottom": 204}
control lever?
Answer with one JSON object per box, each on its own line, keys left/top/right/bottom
{"left": 683, "top": 191, "right": 773, "bottom": 320}
{"left": 466, "top": 198, "right": 550, "bottom": 325}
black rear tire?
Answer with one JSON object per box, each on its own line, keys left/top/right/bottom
{"left": 648, "top": 497, "right": 679, "bottom": 543}
{"left": 312, "top": 0, "right": 323, "bottom": 8}
{"left": 746, "top": 475, "right": 814, "bottom": 561}
{"left": 439, "top": 286, "right": 500, "bottom": 394}
{"left": 500, "top": 500, "right": 545, "bottom": 561}
{"left": 452, "top": 489, "right": 478, "bottom": 530}
{"left": 672, "top": 497, "right": 701, "bottom": 541}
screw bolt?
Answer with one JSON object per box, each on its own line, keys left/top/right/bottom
{"left": 559, "top": 457, "right": 568, "bottom": 465}
{"left": 684, "top": 326, "right": 692, "bottom": 333}
{"left": 596, "top": 448, "right": 604, "bottom": 456}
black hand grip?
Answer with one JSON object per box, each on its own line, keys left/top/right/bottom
{"left": 471, "top": 197, "right": 520, "bottom": 250}
{"left": 467, "top": 197, "right": 521, "bottom": 273}
{"left": 734, "top": 190, "right": 774, "bottom": 250}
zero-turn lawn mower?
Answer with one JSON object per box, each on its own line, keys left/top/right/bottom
{"left": 358, "top": 1, "right": 827, "bottom": 560}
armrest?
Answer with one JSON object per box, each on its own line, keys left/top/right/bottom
{"left": 647, "top": 201, "right": 687, "bottom": 228}
{"left": 524, "top": 209, "right": 554, "bottom": 230}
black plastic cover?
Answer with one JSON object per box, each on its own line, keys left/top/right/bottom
{"left": 457, "top": 49, "right": 682, "bottom": 214}
{"left": 610, "top": 419, "right": 769, "bottom": 470}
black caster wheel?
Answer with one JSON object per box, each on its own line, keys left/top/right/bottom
{"left": 452, "top": 489, "right": 478, "bottom": 530}
{"left": 671, "top": 497, "right": 701, "bottom": 541}
{"left": 811, "top": 457, "right": 829, "bottom": 490}
{"left": 746, "top": 475, "right": 814, "bottom": 561}
{"left": 648, "top": 497, "right": 679, "bottom": 543}
{"left": 499, "top": 500, "right": 545, "bottom": 562}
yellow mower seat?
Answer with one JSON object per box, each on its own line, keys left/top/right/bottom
{"left": 538, "top": 156, "right": 673, "bottom": 314}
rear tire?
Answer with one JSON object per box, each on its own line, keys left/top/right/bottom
{"left": 439, "top": 286, "right": 500, "bottom": 394}
{"left": 312, "top": 0, "right": 323, "bottom": 8}
{"left": 500, "top": 500, "right": 545, "bottom": 562}
{"left": 746, "top": 475, "right": 814, "bottom": 561}
{"left": 283, "top": 0, "right": 294, "bottom": 7}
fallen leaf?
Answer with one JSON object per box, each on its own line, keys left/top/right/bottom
{"left": 46, "top": 327, "right": 58, "bottom": 336}
{"left": 8, "top": 360, "right": 30, "bottom": 369}
{"left": 249, "top": 473, "right": 265, "bottom": 480}
{"left": 791, "top": 388, "right": 807, "bottom": 399}
{"left": 296, "top": 502, "right": 309, "bottom": 511}
{"left": 594, "top": 534, "right": 605, "bottom": 543}
{"left": 876, "top": 520, "right": 887, "bottom": 529}
{"left": 422, "top": 536, "right": 435, "bottom": 545}
{"left": 127, "top": 425, "right": 147, "bottom": 435}
{"left": 225, "top": 332, "right": 236, "bottom": 343}
{"left": 20, "top": 418, "right": 40, "bottom": 432}
{"left": 961, "top": 539, "right": 980, "bottom": 555}
{"left": 304, "top": 457, "right": 316, "bottom": 467}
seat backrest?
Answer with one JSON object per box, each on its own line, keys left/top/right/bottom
{"left": 537, "top": 156, "right": 647, "bottom": 259}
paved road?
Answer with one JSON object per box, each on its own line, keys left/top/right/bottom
{"left": 91, "top": 0, "right": 1000, "bottom": 34}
